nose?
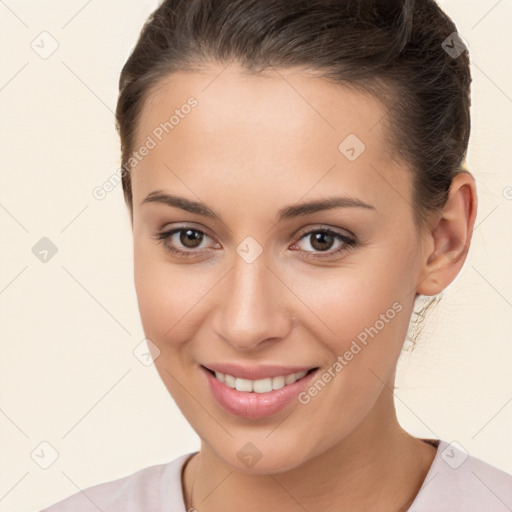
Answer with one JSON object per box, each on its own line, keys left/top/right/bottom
{"left": 211, "top": 251, "right": 293, "bottom": 351}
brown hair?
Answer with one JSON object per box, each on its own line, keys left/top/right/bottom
{"left": 115, "top": 0, "right": 471, "bottom": 231}
{"left": 115, "top": 0, "right": 472, "bottom": 340}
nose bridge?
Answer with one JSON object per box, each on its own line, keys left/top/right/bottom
{"left": 212, "top": 248, "right": 290, "bottom": 349}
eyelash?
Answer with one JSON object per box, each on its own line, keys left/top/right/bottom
{"left": 152, "top": 226, "right": 357, "bottom": 260}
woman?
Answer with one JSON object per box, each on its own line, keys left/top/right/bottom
{"left": 40, "top": 0, "right": 512, "bottom": 510}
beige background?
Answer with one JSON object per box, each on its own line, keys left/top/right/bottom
{"left": 1, "top": 0, "right": 511, "bottom": 510}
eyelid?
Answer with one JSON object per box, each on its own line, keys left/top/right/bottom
{"left": 161, "top": 224, "right": 219, "bottom": 247}
{"left": 159, "top": 223, "right": 355, "bottom": 244}
{"left": 290, "top": 227, "right": 357, "bottom": 256}
{"left": 154, "top": 223, "right": 358, "bottom": 258}
{"left": 158, "top": 222, "right": 217, "bottom": 242}
{"left": 293, "top": 223, "right": 356, "bottom": 240}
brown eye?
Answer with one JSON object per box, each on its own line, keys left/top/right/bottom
{"left": 292, "top": 228, "right": 357, "bottom": 259}
{"left": 179, "top": 229, "right": 204, "bottom": 249}
{"left": 308, "top": 232, "right": 336, "bottom": 252}
{"left": 152, "top": 227, "right": 217, "bottom": 258}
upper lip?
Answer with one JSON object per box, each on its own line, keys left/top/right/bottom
{"left": 202, "top": 363, "right": 318, "bottom": 380}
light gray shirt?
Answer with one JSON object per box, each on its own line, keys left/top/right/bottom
{"left": 38, "top": 439, "right": 512, "bottom": 511}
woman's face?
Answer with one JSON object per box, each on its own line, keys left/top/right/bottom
{"left": 130, "top": 64, "right": 428, "bottom": 472}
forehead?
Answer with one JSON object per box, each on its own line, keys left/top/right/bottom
{"left": 130, "top": 63, "right": 408, "bottom": 217}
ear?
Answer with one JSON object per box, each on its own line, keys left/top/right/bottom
{"left": 416, "top": 171, "right": 478, "bottom": 296}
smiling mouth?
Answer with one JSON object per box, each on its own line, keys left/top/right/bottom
{"left": 202, "top": 366, "right": 319, "bottom": 393}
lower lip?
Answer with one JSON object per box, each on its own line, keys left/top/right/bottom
{"left": 201, "top": 366, "right": 319, "bottom": 419}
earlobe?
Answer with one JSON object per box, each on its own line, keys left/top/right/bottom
{"left": 416, "top": 171, "right": 478, "bottom": 297}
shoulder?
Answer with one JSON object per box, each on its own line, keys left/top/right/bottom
{"left": 410, "top": 440, "right": 512, "bottom": 512}
{"left": 37, "top": 452, "right": 195, "bottom": 512}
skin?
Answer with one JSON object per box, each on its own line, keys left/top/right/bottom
{"left": 128, "top": 63, "right": 477, "bottom": 512}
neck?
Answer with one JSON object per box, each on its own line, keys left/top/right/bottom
{"left": 182, "top": 389, "right": 437, "bottom": 512}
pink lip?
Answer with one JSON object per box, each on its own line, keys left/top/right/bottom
{"left": 202, "top": 362, "right": 316, "bottom": 380}
{"left": 200, "top": 365, "right": 319, "bottom": 419}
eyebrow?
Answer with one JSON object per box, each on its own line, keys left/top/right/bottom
{"left": 141, "top": 190, "right": 376, "bottom": 222}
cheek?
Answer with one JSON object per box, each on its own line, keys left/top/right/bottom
{"left": 290, "top": 268, "right": 413, "bottom": 430}
{"left": 288, "top": 258, "right": 411, "bottom": 346}
{"left": 282, "top": 246, "right": 415, "bottom": 402}
{"left": 133, "top": 242, "right": 215, "bottom": 350}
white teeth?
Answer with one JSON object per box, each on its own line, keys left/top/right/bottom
{"left": 285, "top": 373, "right": 297, "bottom": 385}
{"left": 224, "top": 373, "right": 236, "bottom": 388}
{"left": 212, "top": 369, "right": 311, "bottom": 393}
{"left": 272, "top": 376, "right": 285, "bottom": 390}
{"left": 252, "top": 378, "right": 273, "bottom": 393}
{"left": 235, "top": 378, "right": 253, "bottom": 392}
